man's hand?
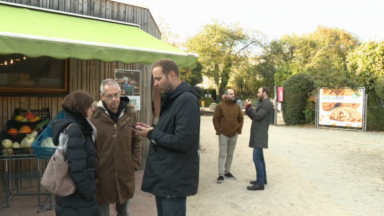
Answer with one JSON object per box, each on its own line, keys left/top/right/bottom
{"left": 136, "top": 122, "right": 151, "bottom": 128}
{"left": 245, "top": 99, "right": 252, "bottom": 106}
{"left": 133, "top": 122, "right": 154, "bottom": 137}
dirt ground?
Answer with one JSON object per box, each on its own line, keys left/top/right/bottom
{"left": 187, "top": 116, "right": 384, "bottom": 216}
{"left": 1, "top": 115, "right": 383, "bottom": 216}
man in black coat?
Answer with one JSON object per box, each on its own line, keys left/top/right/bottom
{"left": 134, "top": 59, "right": 201, "bottom": 216}
{"left": 244, "top": 86, "right": 273, "bottom": 191}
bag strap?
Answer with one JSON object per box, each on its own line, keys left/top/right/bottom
{"left": 64, "top": 123, "right": 84, "bottom": 141}
{"left": 63, "top": 123, "right": 76, "bottom": 135}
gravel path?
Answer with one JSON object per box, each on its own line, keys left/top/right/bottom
{"left": 187, "top": 116, "right": 384, "bottom": 216}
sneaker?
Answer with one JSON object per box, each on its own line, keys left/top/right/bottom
{"left": 217, "top": 175, "right": 224, "bottom": 183}
{"left": 224, "top": 172, "right": 236, "bottom": 180}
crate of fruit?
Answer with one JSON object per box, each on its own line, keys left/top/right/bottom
{"left": 4, "top": 120, "right": 47, "bottom": 143}
{"left": 32, "top": 110, "right": 65, "bottom": 160}
{"left": 12, "top": 108, "right": 50, "bottom": 130}
{"left": 1, "top": 129, "right": 38, "bottom": 156}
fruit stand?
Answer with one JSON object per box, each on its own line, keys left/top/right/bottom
{"left": 0, "top": 3, "right": 198, "bottom": 209}
{"left": 0, "top": 108, "right": 54, "bottom": 212}
{"left": 1, "top": 108, "right": 50, "bottom": 156}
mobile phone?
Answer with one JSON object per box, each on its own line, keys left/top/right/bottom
{"left": 128, "top": 124, "right": 137, "bottom": 129}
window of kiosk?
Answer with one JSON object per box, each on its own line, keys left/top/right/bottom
{"left": 0, "top": 54, "right": 68, "bottom": 94}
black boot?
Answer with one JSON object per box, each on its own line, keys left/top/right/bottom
{"left": 247, "top": 183, "right": 264, "bottom": 190}
{"left": 250, "top": 180, "right": 267, "bottom": 185}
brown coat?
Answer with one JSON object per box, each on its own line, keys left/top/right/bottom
{"left": 213, "top": 96, "right": 244, "bottom": 137}
{"left": 91, "top": 101, "right": 141, "bottom": 204}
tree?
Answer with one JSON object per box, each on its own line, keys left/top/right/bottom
{"left": 257, "top": 39, "right": 297, "bottom": 87}
{"left": 232, "top": 62, "right": 263, "bottom": 97}
{"left": 157, "top": 17, "right": 203, "bottom": 86}
{"left": 157, "top": 17, "right": 183, "bottom": 49}
{"left": 273, "top": 26, "right": 360, "bottom": 90}
{"left": 347, "top": 41, "right": 384, "bottom": 91}
{"left": 180, "top": 62, "right": 203, "bottom": 86}
{"left": 311, "top": 26, "right": 360, "bottom": 59}
{"left": 185, "top": 20, "right": 264, "bottom": 97}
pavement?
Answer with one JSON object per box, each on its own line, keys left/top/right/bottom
{"left": 1, "top": 115, "right": 383, "bottom": 216}
{"left": 0, "top": 170, "right": 156, "bottom": 216}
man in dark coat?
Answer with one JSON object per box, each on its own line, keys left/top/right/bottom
{"left": 134, "top": 59, "right": 201, "bottom": 216}
{"left": 244, "top": 86, "right": 273, "bottom": 191}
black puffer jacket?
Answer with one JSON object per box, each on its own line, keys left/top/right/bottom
{"left": 51, "top": 110, "right": 98, "bottom": 216}
{"left": 142, "top": 81, "right": 201, "bottom": 198}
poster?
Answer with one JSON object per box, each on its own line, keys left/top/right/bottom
{"left": 277, "top": 87, "right": 284, "bottom": 102}
{"left": 115, "top": 69, "right": 141, "bottom": 110}
{"left": 318, "top": 88, "right": 365, "bottom": 128}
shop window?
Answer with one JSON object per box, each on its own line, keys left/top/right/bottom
{"left": 0, "top": 54, "right": 68, "bottom": 94}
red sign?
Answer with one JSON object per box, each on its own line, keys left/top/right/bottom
{"left": 277, "top": 87, "right": 284, "bottom": 102}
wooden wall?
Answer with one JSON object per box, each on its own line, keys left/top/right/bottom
{"left": 0, "top": 0, "right": 161, "bottom": 191}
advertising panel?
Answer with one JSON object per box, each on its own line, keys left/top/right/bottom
{"left": 277, "top": 87, "right": 284, "bottom": 102}
{"left": 318, "top": 88, "right": 365, "bottom": 128}
{"left": 115, "top": 69, "right": 141, "bottom": 110}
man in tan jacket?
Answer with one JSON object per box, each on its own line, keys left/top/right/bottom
{"left": 213, "top": 89, "right": 244, "bottom": 183}
{"left": 91, "top": 79, "right": 141, "bottom": 216}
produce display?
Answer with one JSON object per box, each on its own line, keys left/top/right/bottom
{"left": 14, "top": 110, "right": 42, "bottom": 123}
{"left": 41, "top": 137, "right": 56, "bottom": 148}
{"left": 2, "top": 139, "right": 13, "bottom": 148}
{"left": 1, "top": 132, "right": 37, "bottom": 155}
{"left": 1, "top": 108, "right": 52, "bottom": 156}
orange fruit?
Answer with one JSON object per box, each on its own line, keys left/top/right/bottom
{"left": 19, "top": 125, "right": 32, "bottom": 134}
{"left": 28, "top": 118, "right": 37, "bottom": 122}
{"left": 7, "top": 128, "right": 18, "bottom": 135}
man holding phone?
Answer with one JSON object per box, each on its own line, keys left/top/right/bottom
{"left": 133, "top": 59, "right": 201, "bottom": 216}
{"left": 244, "top": 86, "right": 273, "bottom": 191}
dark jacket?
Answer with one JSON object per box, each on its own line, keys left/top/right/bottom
{"left": 52, "top": 110, "right": 98, "bottom": 216}
{"left": 245, "top": 98, "right": 273, "bottom": 149}
{"left": 213, "top": 96, "right": 244, "bottom": 137}
{"left": 91, "top": 97, "right": 141, "bottom": 204}
{"left": 142, "top": 81, "right": 201, "bottom": 198}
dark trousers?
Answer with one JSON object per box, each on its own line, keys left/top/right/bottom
{"left": 253, "top": 148, "right": 267, "bottom": 184}
{"left": 155, "top": 196, "right": 186, "bottom": 216}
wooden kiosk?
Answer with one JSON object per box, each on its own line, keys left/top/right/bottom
{"left": 0, "top": 0, "right": 197, "bottom": 194}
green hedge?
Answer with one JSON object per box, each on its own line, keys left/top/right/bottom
{"left": 199, "top": 97, "right": 214, "bottom": 107}
{"left": 367, "top": 91, "right": 384, "bottom": 131}
{"left": 282, "top": 73, "right": 314, "bottom": 125}
{"left": 374, "top": 78, "right": 384, "bottom": 100}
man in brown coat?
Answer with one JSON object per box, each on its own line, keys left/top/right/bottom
{"left": 213, "top": 89, "right": 244, "bottom": 183}
{"left": 91, "top": 79, "right": 141, "bottom": 216}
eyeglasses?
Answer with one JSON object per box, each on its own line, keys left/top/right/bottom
{"left": 104, "top": 93, "right": 120, "bottom": 100}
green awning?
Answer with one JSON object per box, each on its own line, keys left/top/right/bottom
{"left": 0, "top": 3, "right": 198, "bottom": 69}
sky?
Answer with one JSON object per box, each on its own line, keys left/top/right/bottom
{"left": 113, "top": 0, "right": 384, "bottom": 42}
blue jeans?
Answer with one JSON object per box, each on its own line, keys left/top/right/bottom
{"left": 155, "top": 196, "right": 186, "bottom": 216}
{"left": 253, "top": 148, "right": 267, "bottom": 184}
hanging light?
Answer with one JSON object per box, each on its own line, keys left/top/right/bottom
{"left": 10, "top": 59, "right": 14, "bottom": 64}
{"left": 23, "top": 56, "right": 27, "bottom": 60}
{"left": 4, "top": 61, "right": 7, "bottom": 65}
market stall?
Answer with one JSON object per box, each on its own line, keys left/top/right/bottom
{"left": 0, "top": 0, "right": 197, "bottom": 201}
